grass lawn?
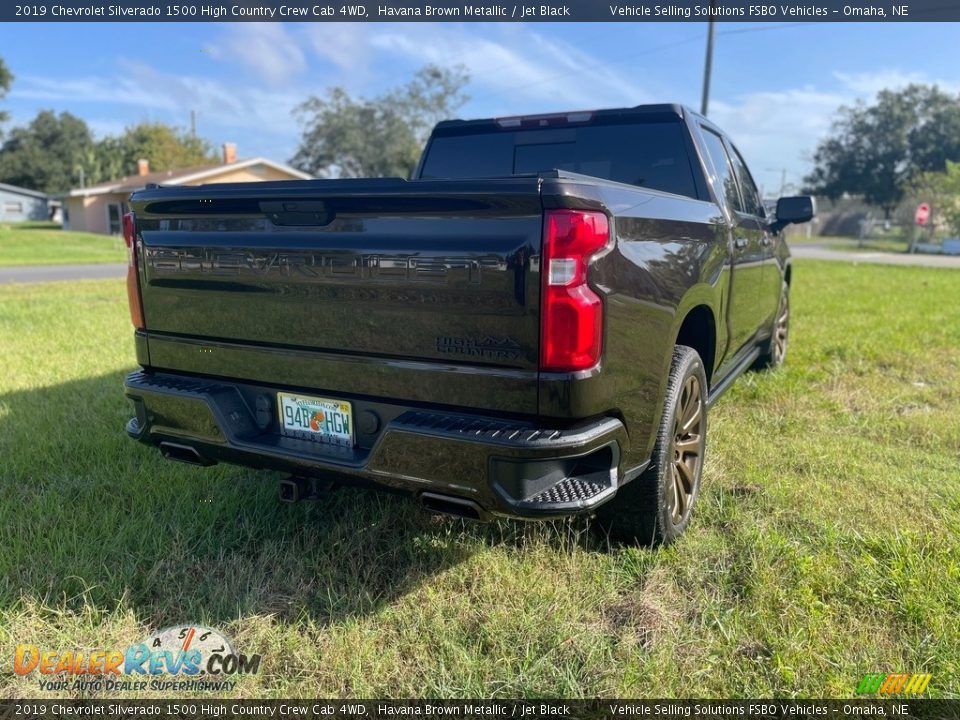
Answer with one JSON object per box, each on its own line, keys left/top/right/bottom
{"left": 0, "top": 222, "right": 125, "bottom": 266}
{"left": 0, "top": 260, "right": 957, "bottom": 699}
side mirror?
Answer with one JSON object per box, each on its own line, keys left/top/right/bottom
{"left": 772, "top": 196, "right": 815, "bottom": 233}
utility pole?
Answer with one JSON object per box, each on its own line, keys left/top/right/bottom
{"left": 700, "top": 9, "right": 717, "bottom": 116}
{"left": 190, "top": 110, "right": 197, "bottom": 138}
{"left": 766, "top": 167, "right": 788, "bottom": 196}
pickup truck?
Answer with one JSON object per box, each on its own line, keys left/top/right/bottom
{"left": 122, "top": 104, "right": 814, "bottom": 546}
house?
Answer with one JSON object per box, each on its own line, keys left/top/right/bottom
{"left": 0, "top": 182, "right": 50, "bottom": 223}
{"left": 61, "top": 143, "right": 312, "bottom": 235}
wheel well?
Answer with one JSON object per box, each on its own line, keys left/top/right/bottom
{"left": 676, "top": 305, "right": 716, "bottom": 385}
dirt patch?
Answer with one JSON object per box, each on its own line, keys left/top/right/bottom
{"left": 604, "top": 573, "right": 679, "bottom": 648}
{"left": 736, "top": 640, "right": 773, "bottom": 662}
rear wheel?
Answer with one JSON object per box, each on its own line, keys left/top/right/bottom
{"left": 596, "top": 345, "right": 707, "bottom": 546}
{"left": 755, "top": 281, "right": 789, "bottom": 370}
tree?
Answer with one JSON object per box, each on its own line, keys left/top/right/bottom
{"left": 0, "top": 110, "right": 95, "bottom": 193}
{"left": 0, "top": 56, "right": 12, "bottom": 126}
{"left": 101, "top": 122, "right": 218, "bottom": 177}
{"left": 291, "top": 64, "right": 469, "bottom": 179}
{"left": 804, "top": 85, "right": 960, "bottom": 217}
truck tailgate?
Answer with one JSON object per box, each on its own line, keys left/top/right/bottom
{"left": 130, "top": 178, "right": 544, "bottom": 413}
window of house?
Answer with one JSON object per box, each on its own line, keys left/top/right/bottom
{"left": 107, "top": 203, "right": 123, "bottom": 235}
{"left": 3, "top": 201, "right": 24, "bottom": 214}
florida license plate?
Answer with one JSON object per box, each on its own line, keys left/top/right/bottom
{"left": 277, "top": 392, "right": 354, "bottom": 446}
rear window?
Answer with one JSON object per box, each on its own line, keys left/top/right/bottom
{"left": 420, "top": 121, "right": 698, "bottom": 199}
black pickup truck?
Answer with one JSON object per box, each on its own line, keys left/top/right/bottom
{"left": 122, "top": 104, "right": 813, "bottom": 545}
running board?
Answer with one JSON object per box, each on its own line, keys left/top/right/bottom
{"left": 707, "top": 347, "right": 760, "bottom": 408}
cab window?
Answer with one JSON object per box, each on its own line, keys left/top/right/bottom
{"left": 700, "top": 128, "right": 742, "bottom": 213}
{"left": 729, "top": 144, "right": 764, "bottom": 217}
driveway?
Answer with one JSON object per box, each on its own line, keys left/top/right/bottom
{"left": 790, "top": 245, "right": 960, "bottom": 269}
{"left": 0, "top": 263, "right": 127, "bottom": 284}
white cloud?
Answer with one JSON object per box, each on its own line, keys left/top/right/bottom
{"left": 709, "top": 68, "right": 960, "bottom": 194}
{"left": 834, "top": 69, "right": 928, "bottom": 96}
{"left": 709, "top": 87, "right": 848, "bottom": 194}
{"left": 366, "top": 25, "right": 649, "bottom": 112}
{"left": 11, "top": 74, "right": 173, "bottom": 110}
{"left": 115, "top": 60, "right": 303, "bottom": 142}
{"left": 302, "top": 23, "right": 371, "bottom": 77}
{"left": 209, "top": 23, "right": 307, "bottom": 85}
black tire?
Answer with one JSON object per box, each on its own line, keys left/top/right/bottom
{"left": 754, "top": 281, "right": 790, "bottom": 370}
{"left": 596, "top": 345, "right": 707, "bottom": 546}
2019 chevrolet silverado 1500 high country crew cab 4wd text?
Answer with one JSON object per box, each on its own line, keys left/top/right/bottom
{"left": 122, "top": 104, "right": 813, "bottom": 545}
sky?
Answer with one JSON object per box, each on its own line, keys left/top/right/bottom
{"left": 2, "top": 21, "right": 959, "bottom": 194}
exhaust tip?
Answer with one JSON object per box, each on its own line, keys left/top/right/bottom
{"left": 159, "top": 441, "right": 214, "bottom": 467}
{"left": 421, "top": 492, "right": 491, "bottom": 522}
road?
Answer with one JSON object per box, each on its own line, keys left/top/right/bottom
{"left": 789, "top": 245, "right": 960, "bottom": 269}
{"left": 0, "top": 263, "right": 126, "bottom": 284}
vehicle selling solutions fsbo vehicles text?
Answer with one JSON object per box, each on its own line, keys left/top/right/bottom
{"left": 609, "top": 3, "right": 831, "bottom": 16}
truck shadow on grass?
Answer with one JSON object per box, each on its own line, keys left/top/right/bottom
{"left": 0, "top": 370, "right": 604, "bottom": 631}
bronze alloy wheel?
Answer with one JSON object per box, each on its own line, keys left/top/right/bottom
{"left": 668, "top": 374, "right": 705, "bottom": 524}
{"left": 772, "top": 285, "right": 790, "bottom": 366}
{"left": 595, "top": 345, "right": 708, "bottom": 545}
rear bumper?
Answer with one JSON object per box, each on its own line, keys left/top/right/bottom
{"left": 124, "top": 370, "right": 629, "bottom": 519}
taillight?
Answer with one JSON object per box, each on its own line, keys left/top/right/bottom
{"left": 122, "top": 211, "right": 144, "bottom": 329}
{"left": 540, "top": 209, "right": 609, "bottom": 372}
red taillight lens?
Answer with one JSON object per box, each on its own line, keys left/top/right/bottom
{"left": 122, "top": 211, "right": 144, "bottom": 329}
{"left": 540, "top": 209, "right": 609, "bottom": 372}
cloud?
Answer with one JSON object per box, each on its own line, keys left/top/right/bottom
{"left": 709, "top": 87, "right": 849, "bottom": 193}
{"left": 209, "top": 23, "right": 307, "bottom": 85}
{"left": 709, "top": 68, "right": 960, "bottom": 193}
{"left": 11, "top": 74, "right": 173, "bottom": 110}
{"left": 302, "top": 23, "right": 371, "bottom": 76}
{"left": 833, "top": 68, "right": 960, "bottom": 100}
{"left": 834, "top": 69, "right": 929, "bottom": 96}
{"left": 366, "top": 25, "right": 649, "bottom": 112}
{"left": 115, "top": 60, "right": 303, "bottom": 139}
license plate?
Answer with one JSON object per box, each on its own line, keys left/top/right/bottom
{"left": 277, "top": 392, "right": 354, "bottom": 446}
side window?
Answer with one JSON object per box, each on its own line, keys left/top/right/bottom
{"left": 700, "top": 128, "right": 742, "bottom": 213}
{"left": 729, "top": 144, "right": 764, "bottom": 217}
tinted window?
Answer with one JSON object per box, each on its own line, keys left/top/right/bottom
{"left": 729, "top": 145, "right": 764, "bottom": 217}
{"left": 421, "top": 121, "right": 698, "bottom": 199}
{"left": 700, "top": 128, "right": 742, "bottom": 213}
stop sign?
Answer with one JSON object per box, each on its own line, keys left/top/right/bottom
{"left": 915, "top": 202, "right": 930, "bottom": 226}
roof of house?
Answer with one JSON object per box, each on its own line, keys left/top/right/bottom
{"left": 0, "top": 182, "right": 49, "bottom": 200}
{"left": 62, "top": 157, "right": 312, "bottom": 198}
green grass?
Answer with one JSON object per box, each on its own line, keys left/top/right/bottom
{"left": 0, "top": 261, "right": 958, "bottom": 699}
{"left": 0, "top": 223, "right": 125, "bottom": 266}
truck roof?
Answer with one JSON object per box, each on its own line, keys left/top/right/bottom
{"left": 432, "top": 103, "right": 696, "bottom": 136}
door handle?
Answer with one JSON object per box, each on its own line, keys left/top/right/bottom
{"left": 734, "top": 237, "right": 748, "bottom": 249}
